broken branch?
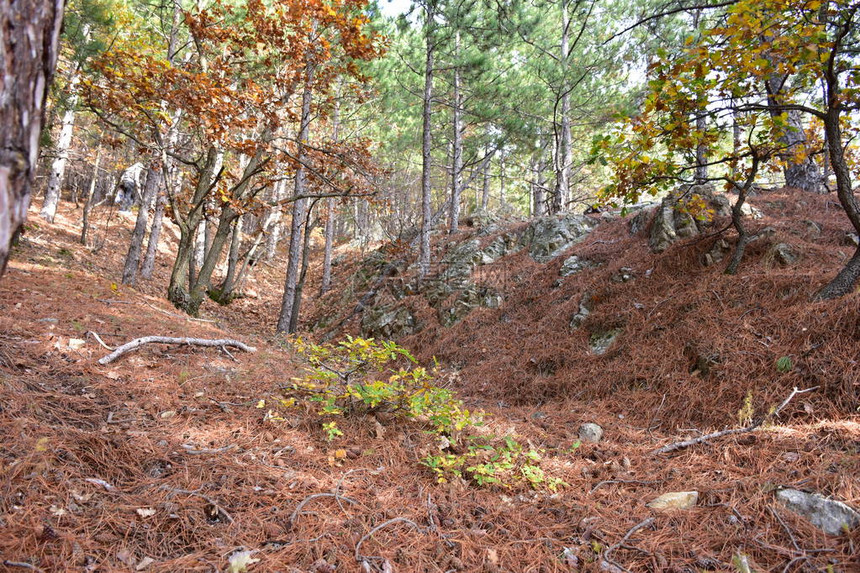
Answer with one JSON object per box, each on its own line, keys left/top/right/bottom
{"left": 652, "top": 386, "right": 818, "bottom": 455}
{"left": 98, "top": 336, "right": 256, "bottom": 365}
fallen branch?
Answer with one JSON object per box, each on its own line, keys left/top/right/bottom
{"left": 355, "top": 517, "right": 423, "bottom": 566}
{"left": 289, "top": 492, "right": 358, "bottom": 527}
{"left": 98, "top": 336, "right": 256, "bottom": 365}
{"left": 602, "top": 517, "right": 655, "bottom": 573}
{"left": 652, "top": 386, "right": 818, "bottom": 455}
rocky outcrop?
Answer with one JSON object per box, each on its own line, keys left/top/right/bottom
{"left": 361, "top": 305, "right": 417, "bottom": 339}
{"left": 520, "top": 214, "right": 598, "bottom": 263}
{"left": 649, "top": 184, "right": 734, "bottom": 253}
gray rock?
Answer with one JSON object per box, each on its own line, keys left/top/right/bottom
{"left": 740, "top": 202, "right": 763, "bottom": 220}
{"left": 803, "top": 220, "right": 822, "bottom": 239}
{"left": 771, "top": 243, "right": 798, "bottom": 265}
{"left": 479, "top": 232, "right": 521, "bottom": 264}
{"left": 578, "top": 423, "right": 604, "bottom": 444}
{"left": 629, "top": 209, "right": 652, "bottom": 235}
{"left": 361, "top": 305, "right": 417, "bottom": 339}
{"left": 703, "top": 239, "right": 731, "bottom": 267}
{"left": 776, "top": 488, "right": 860, "bottom": 535}
{"left": 569, "top": 292, "right": 593, "bottom": 329}
{"left": 610, "top": 267, "right": 634, "bottom": 283}
{"left": 647, "top": 491, "right": 699, "bottom": 510}
{"left": 520, "top": 214, "right": 598, "bottom": 263}
{"left": 649, "top": 184, "right": 734, "bottom": 253}
{"left": 589, "top": 328, "right": 620, "bottom": 355}
{"left": 438, "top": 285, "right": 500, "bottom": 327}
{"left": 559, "top": 255, "right": 596, "bottom": 277}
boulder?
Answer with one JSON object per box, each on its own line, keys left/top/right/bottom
{"left": 776, "top": 488, "right": 860, "bottom": 535}
{"left": 439, "top": 285, "right": 501, "bottom": 327}
{"left": 649, "top": 184, "right": 735, "bottom": 253}
{"left": 520, "top": 214, "right": 598, "bottom": 263}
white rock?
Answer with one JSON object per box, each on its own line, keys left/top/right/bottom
{"left": 647, "top": 491, "right": 699, "bottom": 510}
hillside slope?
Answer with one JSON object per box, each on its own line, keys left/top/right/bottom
{"left": 0, "top": 193, "right": 857, "bottom": 572}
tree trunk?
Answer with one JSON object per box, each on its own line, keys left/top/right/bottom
{"left": 264, "top": 178, "right": 287, "bottom": 262}
{"left": 215, "top": 216, "right": 243, "bottom": 301}
{"left": 121, "top": 165, "right": 157, "bottom": 285}
{"left": 816, "top": 90, "right": 860, "bottom": 299}
{"left": 291, "top": 212, "right": 317, "bottom": 333}
{"left": 277, "top": 61, "right": 315, "bottom": 333}
{"left": 418, "top": 2, "right": 434, "bottom": 277}
{"left": 481, "top": 150, "right": 491, "bottom": 210}
{"left": 41, "top": 71, "right": 81, "bottom": 223}
{"left": 448, "top": 30, "right": 463, "bottom": 234}
{"left": 551, "top": 0, "right": 572, "bottom": 215}
{"left": 766, "top": 74, "right": 822, "bottom": 193}
{"left": 695, "top": 112, "right": 708, "bottom": 183}
{"left": 0, "top": 0, "right": 65, "bottom": 275}
{"left": 141, "top": 183, "right": 166, "bottom": 279}
{"left": 321, "top": 197, "right": 335, "bottom": 294}
{"left": 80, "top": 143, "right": 103, "bottom": 245}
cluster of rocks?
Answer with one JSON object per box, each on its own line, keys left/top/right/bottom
{"left": 360, "top": 213, "right": 600, "bottom": 338}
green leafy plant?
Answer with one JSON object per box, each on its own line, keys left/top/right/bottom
{"left": 270, "top": 336, "right": 568, "bottom": 491}
{"left": 775, "top": 356, "right": 793, "bottom": 374}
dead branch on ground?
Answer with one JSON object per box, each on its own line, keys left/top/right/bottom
{"left": 98, "top": 336, "right": 256, "bottom": 365}
{"left": 652, "top": 386, "right": 818, "bottom": 455}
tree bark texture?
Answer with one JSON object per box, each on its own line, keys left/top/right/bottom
{"left": 418, "top": 2, "right": 434, "bottom": 277}
{"left": 448, "top": 30, "right": 463, "bottom": 234}
{"left": 41, "top": 71, "right": 81, "bottom": 223}
{"left": 277, "top": 61, "right": 315, "bottom": 333}
{"left": 121, "top": 165, "right": 158, "bottom": 285}
{"left": 0, "top": 0, "right": 65, "bottom": 275}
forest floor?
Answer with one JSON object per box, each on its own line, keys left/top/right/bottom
{"left": 0, "top": 191, "right": 858, "bottom": 573}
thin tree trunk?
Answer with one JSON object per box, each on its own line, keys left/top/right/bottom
{"left": 41, "top": 70, "right": 81, "bottom": 223}
{"left": 552, "top": 0, "right": 572, "bottom": 215}
{"left": 80, "top": 143, "right": 103, "bottom": 245}
{"left": 141, "top": 179, "right": 167, "bottom": 279}
{"left": 321, "top": 197, "right": 335, "bottom": 294}
{"left": 418, "top": 2, "right": 434, "bottom": 277}
{"left": 277, "top": 60, "right": 315, "bottom": 333}
{"left": 121, "top": 165, "right": 157, "bottom": 285}
{"left": 264, "top": 178, "right": 287, "bottom": 262}
{"left": 0, "top": 0, "right": 65, "bottom": 275}
{"left": 481, "top": 149, "right": 491, "bottom": 210}
{"left": 695, "top": 112, "right": 708, "bottom": 183}
{"left": 216, "top": 216, "right": 243, "bottom": 300}
{"left": 291, "top": 213, "right": 317, "bottom": 333}
{"left": 448, "top": 30, "right": 463, "bottom": 234}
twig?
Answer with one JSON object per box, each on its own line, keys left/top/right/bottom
{"left": 289, "top": 493, "right": 358, "bottom": 526}
{"left": 651, "top": 386, "right": 818, "bottom": 455}
{"left": 590, "top": 479, "right": 662, "bottom": 493}
{"left": 3, "top": 561, "right": 43, "bottom": 572}
{"left": 220, "top": 345, "right": 237, "bottom": 362}
{"left": 602, "top": 517, "right": 655, "bottom": 573}
{"left": 355, "top": 517, "right": 423, "bottom": 564}
{"left": 769, "top": 506, "right": 801, "bottom": 552}
{"left": 181, "top": 444, "right": 237, "bottom": 455}
{"left": 98, "top": 336, "right": 256, "bottom": 365}
{"left": 86, "top": 331, "right": 114, "bottom": 351}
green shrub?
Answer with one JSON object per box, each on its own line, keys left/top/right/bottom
{"left": 265, "top": 336, "right": 567, "bottom": 491}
